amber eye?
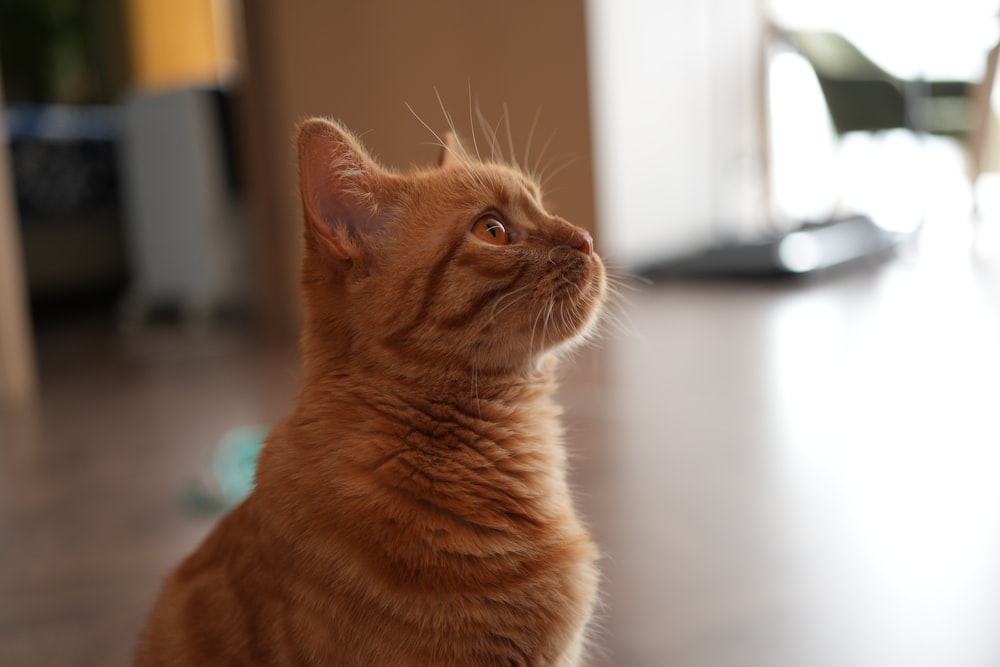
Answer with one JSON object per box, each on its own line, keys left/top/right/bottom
{"left": 472, "top": 215, "right": 509, "bottom": 245}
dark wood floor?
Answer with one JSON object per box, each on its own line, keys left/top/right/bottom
{"left": 2, "top": 237, "right": 999, "bottom": 666}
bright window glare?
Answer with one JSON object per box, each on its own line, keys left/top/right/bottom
{"left": 767, "top": 49, "right": 839, "bottom": 223}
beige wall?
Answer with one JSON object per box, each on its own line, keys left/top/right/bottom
{"left": 239, "top": 0, "right": 595, "bottom": 337}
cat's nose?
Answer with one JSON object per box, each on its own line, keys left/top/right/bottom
{"left": 573, "top": 231, "right": 594, "bottom": 257}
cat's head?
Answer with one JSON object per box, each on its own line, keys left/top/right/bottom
{"left": 296, "top": 117, "right": 605, "bottom": 377}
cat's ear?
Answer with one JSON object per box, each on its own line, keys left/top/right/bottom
{"left": 437, "top": 131, "right": 465, "bottom": 167}
{"left": 298, "top": 118, "right": 386, "bottom": 260}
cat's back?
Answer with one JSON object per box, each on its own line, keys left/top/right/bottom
{"left": 137, "top": 494, "right": 352, "bottom": 666}
{"left": 135, "top": 498, "right": 277, "bottom": 666}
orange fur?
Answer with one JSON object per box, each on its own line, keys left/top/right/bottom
{"left": 136, "top": 117, "right": 606, "bottom": 666}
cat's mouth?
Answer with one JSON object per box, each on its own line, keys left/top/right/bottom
{"left": 526, "top": 252, "right": 606, "bottom": 350}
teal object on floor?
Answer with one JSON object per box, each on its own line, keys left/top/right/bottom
{"left": 212, "top": 425, "right": 267, "bottom": 503}
{"left": 184, "top": 425, "right": 267, "bottom": 514}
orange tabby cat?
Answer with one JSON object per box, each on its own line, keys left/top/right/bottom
{"left": 136, "top": 117, "right": 606, "bottom": 666}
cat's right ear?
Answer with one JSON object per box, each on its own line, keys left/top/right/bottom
{"left": 297, "top": 118, "right": 385, "bottom": 260}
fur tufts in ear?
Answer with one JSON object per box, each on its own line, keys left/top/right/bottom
{"left": 298, "top": 118, "right": 386, "bottom": 260}
{"left": 437, "top": 131, "right": 466, "bottom": 167}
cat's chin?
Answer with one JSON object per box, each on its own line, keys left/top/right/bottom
{"left": 551, "top": 263, "right": 607, "bottom": 346}
{"left": 515, "top": 268, "right": 607, "bottom": 367}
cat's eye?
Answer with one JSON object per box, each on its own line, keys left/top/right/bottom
{"left": 472, "top": 215, "right": 509, "bottom": 245}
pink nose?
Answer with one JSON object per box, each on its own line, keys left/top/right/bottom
{"left": 574, "top": 232, "right": 594, "bottom": 256}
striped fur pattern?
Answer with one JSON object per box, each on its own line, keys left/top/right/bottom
{"left": 137, "top": 117, "right": 606, "bottom": 666}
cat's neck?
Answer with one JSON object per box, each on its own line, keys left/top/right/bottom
{"left": 299, "top": 341, "right": 556, "bottom": 411}
{"left": 298, "top": 318, "right": 558, "bottom": 404}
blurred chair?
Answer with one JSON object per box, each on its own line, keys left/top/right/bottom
{"left": 785, "top": 28, "right": 1000, "bottom": 216}
{"left": 784, "top": 30, "right": 973, "bottom": 139}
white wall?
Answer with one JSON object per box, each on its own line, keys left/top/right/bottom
{"left": 586, "top": 0, "right": 767, "bottom": 268}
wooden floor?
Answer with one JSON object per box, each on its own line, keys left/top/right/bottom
{"left": 2, "top": 232, "right": 999, "bottom": 666}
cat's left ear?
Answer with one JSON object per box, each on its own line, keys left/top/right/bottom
{"left": 437, "top": 131, "right": 465, "bottom": 167}
{"left": 298, "top": 118, "right": 387, "bottom": 260}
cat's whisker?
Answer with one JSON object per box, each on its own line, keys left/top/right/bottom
{"left": 417, "top": 140, "right": 449, "bottom": 152}
{"left": 538, "top": 154, "right": 582, "bottom": 193}
{"left": 406, "top": 102, "right": 463, "bottom": 165}
{"left": 527, "top": 297, "right": 546, "bottom": 360}
{"left": 485, "top": 283, "right": 534, "bottom": 322}
{"left": 491, "top": 299, "right": 529, "bottom": 326}
{"left": 434, "top": 87, "right": 460, "bottom": 146}
{"left": 523, "top": 106, "right": 542, "bottom": 174}
{"left": 540, "top": 300, "right": 555, "bottom": 354}
{"left": 602, "top": 293, "right": 638, "bottom": 341}
{"left": 587, "top": 270, "right": 635, "bottom": 342}
{"left": 540, "top": 299, "right": 556, "bottom": 356}
{"left": 466, "top": 81, "right": 483, "bottom": 162}
{"left": 470, "top": 358, "right": 482, "bottom": 419}
{"left": 475, "top": 297, "right": 528, "bottom": 340}
{"left": 551, "top": 299, "right": 562, "bottom": 339}
{"left": 598, "top": 270, "right": 646, "bottom": 339}
{"left": 465, "top": 283, "right": 534, "bottom": 346}
{"left": 502, "top": 103, "right": 518, "bottom": 169}
{"left": 541, "top": 185, "right": 570, "bottom": 200}
{"left": 473, "top": 162, "right": 499, "bottom": 198}
{"left": 605, "top": 264, "right": 652, "bottom": 290}
{"left": 473, "top": 99, "right": 502, "bottom": 163}
{"left": 489, "top": 115, "right": 506, "bottom": 163}
{"left": 530, "top": 307, "right": 542, "bottom": 359}
{"left": 530, "top": 129, "right": 558, "bottom": 180}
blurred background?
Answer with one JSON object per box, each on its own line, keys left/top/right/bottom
{"left": 1, "top": 1, "right": 999, "bottom": 665}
